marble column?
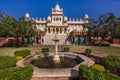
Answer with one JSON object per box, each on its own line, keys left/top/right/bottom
{"left": 46, "top": 28, "right": 48, "bottom": 34}
{"left": 62, "top": 28, "right": 64, "bottom": 34}
{"left": 55, "top": 41, "right": 58, "bottom": 53}
{"left": 54, "top": 28, "right": 56, "bottom": 33}
{"left": 58, "top": 28, "right": 60, "bottom": 34}
{"left": 33, "top": 36, "right": 37, "bottom": 45}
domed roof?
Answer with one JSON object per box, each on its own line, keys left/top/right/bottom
{"left": 85, "top": 28, "right": 88, "bottom": 31}
{"left": 25, "top": 13, "right": 30, "bottom": 18}
{"left": 47, "top": 16, "right": 51, "bottom": 21}
{"left": 84, "top": 14, "right": 89, "bottom": 19}
{"left": 64, "top": 16, "right": 68, "bottom": 21}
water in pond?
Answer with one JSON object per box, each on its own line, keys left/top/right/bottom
{"left": 30, "top": 56, "right": 83, "bottom": 68}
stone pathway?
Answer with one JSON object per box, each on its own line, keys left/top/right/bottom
{"left": 110, "top": 44, "right": 120, "bottom": 47}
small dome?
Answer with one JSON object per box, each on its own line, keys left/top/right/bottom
{"left": 47, "top": 16, "right": 51, "bottom": 21}
{"left": 80, "top": 18, "right": 83, "bottom": 23}
{"left": 25, "top": 13, "right": 30, "bottom": 19}
{"left": 84, "top": 14, "right": 89, "bottom": 19}
{"left": 64, "top": 16, "right": 68, "bottom": 21}
{"left": 85, "top": 28, "right": 88, "bottom": 31}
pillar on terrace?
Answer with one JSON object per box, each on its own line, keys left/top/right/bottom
{"left": 33, "top": 36, "right": 37, "bottom": 45}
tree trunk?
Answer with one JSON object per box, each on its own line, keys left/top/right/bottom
{"left": 99, "top": 37, "right": 105, "bottom": 46}
{"left": 15, "top": 37, "right": 19, "bottom": 47}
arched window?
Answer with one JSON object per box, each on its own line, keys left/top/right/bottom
{"left": 53, "top": 28, "right": 55, "bottom": 33}
{"left": 60, "top": 18, "right": 61, "bottom": 21}
{"left": 48, "top": 28, "right": 50, "bottom": 33}
{"left": 60, "top": 28, "right": 62, "bottom": 33}
{"left": 45, "top": 28, "right": 47, "bottom": 32}
{"left": 56, "top": 28, "right": 59, "bottom": 33}
{"left": 54, "top": 17, "right": 55, "bottom": 21}
{"left": 56, "top": 17, "right": 58, "bottom": 21}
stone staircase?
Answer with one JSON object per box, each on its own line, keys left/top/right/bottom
{"left": 43, "top": 34, "right": 68, "bottom": 45}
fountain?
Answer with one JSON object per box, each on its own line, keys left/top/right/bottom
{"left": 52, "top": 33, "right": 60, "bottom": 64}
{"left": 29, "top": 34, "right": 88, "bottom": 68}
{"left": 16, "top": 37, "right": 95, "bottom": 79}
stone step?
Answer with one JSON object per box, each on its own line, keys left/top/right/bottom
{"left": 43, "top": 34, "right": 68, "bottom": 45}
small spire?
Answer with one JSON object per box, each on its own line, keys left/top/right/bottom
{"left": 57, "top": 0, "right": 58, "bottom": 4}
{"left": 54, "top": 0, "right": 61, "bottom": 11}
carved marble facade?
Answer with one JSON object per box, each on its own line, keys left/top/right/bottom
{"left": 25, "top": 3, "right": 89, "bottom": 45}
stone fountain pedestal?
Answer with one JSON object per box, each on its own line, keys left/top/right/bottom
{"left": 52, "top": 37, "right": 60, "bottom": 64}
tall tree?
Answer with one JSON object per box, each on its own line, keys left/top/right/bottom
{"left": 0, "top": 13, "right": 37, "bottom": 47}
{"left": 96, "top": 12, "right": 120, "bottom": 45}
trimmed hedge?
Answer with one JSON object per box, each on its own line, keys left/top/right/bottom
{"left": 64, "top": 47, "right": 70, "bottom": 52}
{"left": 16, "top": 56, "right": 23, "bottom": 61}
{"left": 79, "top": 65, "right": 120, "bottom": 80}
{"left": 35, "top": 52, "right": 42, "bottom": 55}
{"left": 91, "top": 64, "right": 105, "bottom": 71}
{"left": 14, "top": 49, "right": 30, "bottom": 58}
{"left": 85, "top": 48, "right": 92, "bottom": 56}
{"left": 42, "top": 48, "right": 49, "bottom": 53}
{"left": 0, "top": 67, "right": 33, "bottom": 80}
{"left": 0, "top": 56, "right": 17, "bottom": 70}
{"left": 100, "top": 56, "right": 120, "bottom": 69}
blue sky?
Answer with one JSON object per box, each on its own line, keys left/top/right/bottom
{"left": 0, "top": 0, "right": 120, "bottom": 19}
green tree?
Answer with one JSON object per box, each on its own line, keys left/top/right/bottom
{"left": 0, "top": 13, "right": 16, "bottom": 38}
{"left": 18, "top": 16, "right": 37, "bottom": 45}
{"left": 0, "top": 13, "right": 37, "bottom": 47}
{"left": 92, "top": 12, "right": 120, "bottom": 45}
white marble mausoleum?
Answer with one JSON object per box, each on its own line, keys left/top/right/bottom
{"left": 25, "top": 2, "right": 89, "bottom": 45}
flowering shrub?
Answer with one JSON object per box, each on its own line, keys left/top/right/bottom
{"left": 35, "top": 52, "right": 42, "bottom": 55}
{"left": 91, "top": 64, "right": 105, "bottom": 71}
{"left": 16, "top": 56, "right": 23, "bottom": 61}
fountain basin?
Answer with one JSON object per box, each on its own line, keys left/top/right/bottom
{"left": 30, "top": 54, "right": 83, "bottom": 68}
{"left": 16, "top": 52, "right": 95, "bottom": 79}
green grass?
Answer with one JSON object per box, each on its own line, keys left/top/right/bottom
{"left": 66, "top": 45, "right": 120, "bottom": 56}
{"left": 0, "top": 45, "right": 120, "bottom": 56}
{"left": 0, "top": 45, "right": 52, "bottom": 56}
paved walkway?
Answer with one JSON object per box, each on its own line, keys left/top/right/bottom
{"left": 110, "top": 44, "right": 120, "bottom": 47}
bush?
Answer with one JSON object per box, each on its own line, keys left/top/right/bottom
{"left": 100, "top": 56, "right": 120, "bottom": 69}
{"left": 14, "top": 49, "right": 30, "bottom": 58}
{"left": 42, "top": 48, "right": 49, "bottom": 53}
{"left": 79, "top": 65, "right": 120, "bottom": 80}
{"left": 0, "top": 56, "right": 17, "bottom": 70}
{"left": 35, "top": 52, "right": 42, "bottom": 55}
{"left": 91, "top": 64, "right": 105, "bottom": 71}
{"left": 85, "top": 48, "right": 92, "bottom": 56}
{"left": 16, "top": 56, "right": 23, "bottom": 61}
{"left": 64, "top": 47, "right": 70, "bottom": 52}
{"left": 0, "top": 67, "right": 33, "bottom": 80}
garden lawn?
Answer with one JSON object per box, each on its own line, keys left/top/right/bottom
{"left": 67, "top": 45, "right": 120, "bottom": 56}
{"left": 0, "top": 45, "right": 120, "bottom": 56}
